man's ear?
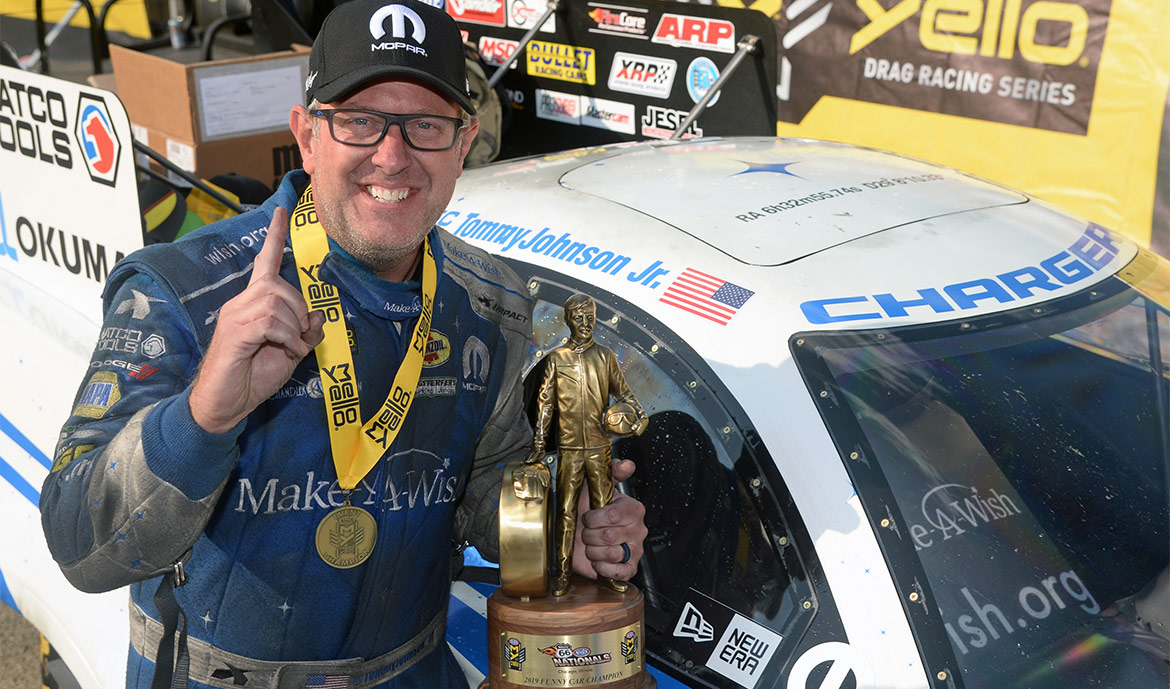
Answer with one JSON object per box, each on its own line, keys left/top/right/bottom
{"left": 289, "top": 105, "right": 317, "bottom": 175}
{"left": 456, "top": 117, "right": 480, "bottom": 173}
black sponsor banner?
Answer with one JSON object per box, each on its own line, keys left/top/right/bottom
{"left": 774, "top": 0, "right": 1111, "bottom": 135}
{"left": 452, "top": 0, "right": 778, "bottom": 158}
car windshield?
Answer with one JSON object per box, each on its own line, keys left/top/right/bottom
{"left": 794, "top": 254, "right": 1170, "bottom": 688}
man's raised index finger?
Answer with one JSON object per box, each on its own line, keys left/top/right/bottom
{"left": 253, "top": 206, "right": 290, "bottom": 280}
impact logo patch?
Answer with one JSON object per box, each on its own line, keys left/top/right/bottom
{"left": 74, "top": 371, "right": 120, "bottom": 418}
{"left": 74, "top": 94, "right": 120, "bottom": 187}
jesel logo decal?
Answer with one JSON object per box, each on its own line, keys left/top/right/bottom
{"left": 74, "top": 94, "right": 120, "bottom": 187}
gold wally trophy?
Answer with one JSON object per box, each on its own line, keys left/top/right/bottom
{"left": 487, "top": 294, "right": 654, "bottom": 689}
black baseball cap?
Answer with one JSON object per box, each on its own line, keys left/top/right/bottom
{"left": 306, "top": 0, "right": 475, "bottom": 115}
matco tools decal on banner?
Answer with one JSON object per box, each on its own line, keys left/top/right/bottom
{"left": 0, "top": 66, "right": 142, "bottom": 308}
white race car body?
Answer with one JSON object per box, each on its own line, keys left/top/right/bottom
{"left": 1, "top": 86, "right": 1167, "bottom": 689}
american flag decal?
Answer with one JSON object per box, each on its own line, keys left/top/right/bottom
{"left": 659, "top": 268, "right": 754, "bottom": 325}
{"left": 305, "top": 675, "right": 351, "bottom": 689}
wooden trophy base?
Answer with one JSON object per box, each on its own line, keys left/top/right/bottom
{"left": 486, "top": 575, "right": 656, "bottom": 689}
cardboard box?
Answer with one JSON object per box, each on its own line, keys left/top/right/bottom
{"left": 110, "top": 44, "right": 309, "bottom": 190}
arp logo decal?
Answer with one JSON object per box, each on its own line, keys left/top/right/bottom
{"left": 608, "top": 52, "right": 677, "bottom": 99}
{"left": 74, "top": 94, "right": 120, "bottom": 187}
{"left": 775, "top": 0, "right": 1111, "bottom": 135}
{"left": 651, "top": 14, "right": 735, "bottom": 54}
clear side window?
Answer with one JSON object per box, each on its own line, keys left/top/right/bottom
{"left": 795, "top": 278, "right": 1170, "bottom": 689}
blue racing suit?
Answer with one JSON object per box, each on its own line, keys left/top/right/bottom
{"left": 39, "top": 171, "right": 533, "bottom": 688}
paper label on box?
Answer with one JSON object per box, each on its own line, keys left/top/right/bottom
{"left": 130, "top": 123, "right": 152, "bottom": 168}
{"left": 195, "top": 61, "right": 305, "bottom": 141}
{"left": 166, "top": 139, "right": 196, "bottom": 173}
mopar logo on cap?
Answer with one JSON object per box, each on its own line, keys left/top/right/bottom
{"left": 370, "top": 4, "right": 428, "bottom": 54}
{"left": 74, "top": 94, "right": 120, "bottom": 187}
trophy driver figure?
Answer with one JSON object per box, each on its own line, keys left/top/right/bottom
{"left": 527, "top": 294, "right": 649, "bottom": 596}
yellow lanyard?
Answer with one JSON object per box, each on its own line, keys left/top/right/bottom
{"left": 289, "top": 184, "right": 436, "bottom": 490}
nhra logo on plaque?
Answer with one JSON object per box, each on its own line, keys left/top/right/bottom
{"left": 74, "top": 94, "right": 121, "bottom": 187}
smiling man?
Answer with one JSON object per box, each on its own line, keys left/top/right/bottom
{"left": 39, "top": 1, "right": 646, "bottom": 687}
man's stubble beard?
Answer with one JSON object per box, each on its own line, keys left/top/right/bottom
{"left": 316, "top": 191, "right": 431, "bottom": 277}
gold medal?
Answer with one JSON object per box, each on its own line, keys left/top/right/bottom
{"left": 315, "top": 505, "right": 377, "bottom": 569}
{"left": 291, "top": 184, "right": 437, "bottom": 568}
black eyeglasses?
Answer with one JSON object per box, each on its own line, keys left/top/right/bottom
{"left": 310, "top": 109, "right": 467, "bottom": 151}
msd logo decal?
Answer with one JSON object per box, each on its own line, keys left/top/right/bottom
{"left": 608, "top": 52, "right": 676, "bottom": 99}
{"left": 74, "top": 94, "right": 120, "bottom": 187}
{"left": 652, "top": 14, "right": 735, "bottom": 54}
{"left": 479, "top": 35, "right": 520, "bottom": 67}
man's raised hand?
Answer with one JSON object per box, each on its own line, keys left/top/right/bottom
{"left": 189, "top": 207, "right": 325, "bottom": 433}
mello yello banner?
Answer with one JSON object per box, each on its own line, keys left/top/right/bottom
{"left": 723, "top": 0, "right": 1169, "bottom": 255}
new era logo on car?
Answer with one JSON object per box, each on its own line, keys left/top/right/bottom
{"left": 673, "top": 602, "right": 714, "bottom": 642}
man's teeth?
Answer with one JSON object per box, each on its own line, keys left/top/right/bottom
{"left": 367, "top": 186, "right": 409, "bottom": 202}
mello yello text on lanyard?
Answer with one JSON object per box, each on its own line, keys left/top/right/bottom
{"left": 289, "top": 184, "right": 436, "bottom": 492}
